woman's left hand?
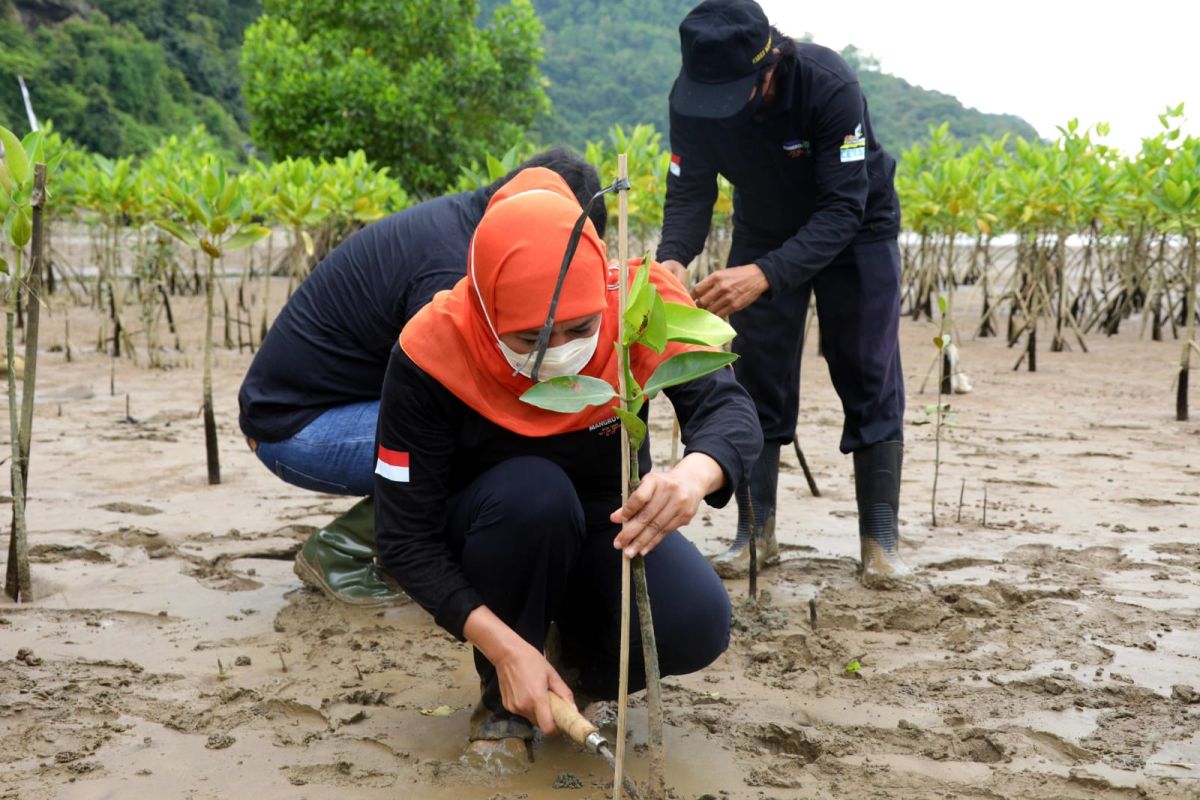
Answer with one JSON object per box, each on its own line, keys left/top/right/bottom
{"left": 610, "top": 452, "right": 725, "bottom": 558}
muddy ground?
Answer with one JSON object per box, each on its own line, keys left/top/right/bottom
{"left": 2, "top": 277, "right": 1199, "bottom": 799}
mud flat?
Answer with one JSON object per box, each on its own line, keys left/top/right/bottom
{"left": 2, "top": 286, "right": 1199, "bottom": 799}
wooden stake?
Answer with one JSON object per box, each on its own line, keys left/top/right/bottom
{"left": 613, "top": 154, "right": 632, "bottom": 800}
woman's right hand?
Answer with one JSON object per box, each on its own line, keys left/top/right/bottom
{"left": 493, "top": 639, "right": 573, "bottom": 735}
{"left": 463, "top": 605, "right": 573, "bottom": 735}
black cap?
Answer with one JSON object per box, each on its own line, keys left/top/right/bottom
{"left": 671, "top": 0, "right": 774, "bottom": 119}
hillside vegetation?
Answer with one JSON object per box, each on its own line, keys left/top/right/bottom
{"left": 0, "top": 0, "right": 256, "bottom": 155}
{"left": 1, "top": 0, "right": 1038, "bottom": 160}
{"left": 484, "top": 0, "right": 1038, "bottom": 152}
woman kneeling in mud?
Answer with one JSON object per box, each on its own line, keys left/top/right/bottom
{"left": 374, "top": 167, "right": 761, "bottom": 763}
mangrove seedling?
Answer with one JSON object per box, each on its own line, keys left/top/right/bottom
{"left": 154, "top": 158, "right": 268, "bottom": 484}
{"left": 521, "top": 158, "right": 737, "bottom": 800}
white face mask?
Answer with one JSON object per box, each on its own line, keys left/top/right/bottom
{"left": 499, "top": 328, "right": 600, "bottom": 380}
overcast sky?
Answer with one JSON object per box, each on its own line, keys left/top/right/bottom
{"left": 757, "top": 0, "right": 1199, "bottom": 156}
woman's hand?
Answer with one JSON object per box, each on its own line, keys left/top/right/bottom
{"left": 463, "top": 606, "right": 573, "bottom": 735}
{"left": 610, "top": 452, "right": 725, "bottom": 558}
{"left": 493, "top": 639, "right": 572, "bottom": 734}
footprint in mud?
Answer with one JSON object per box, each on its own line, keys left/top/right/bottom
{"left": 96, "top": 501, "right": 163, "bottom": 516}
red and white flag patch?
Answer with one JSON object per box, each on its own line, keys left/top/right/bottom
{"left": 669, "top": 153, "right": 681, "bottom": 177}
{"left": 375, "top": 445, "right": 410, "bottom": 483}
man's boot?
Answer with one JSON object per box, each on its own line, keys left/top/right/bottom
{"left": 711, "top": 442, "right": 780, "bottom": 579}
{"left": 293, "top": 496, "right": 406, "bottom": 607}
{"left": 854, "top": 441, "right": 913, "bottom": 588}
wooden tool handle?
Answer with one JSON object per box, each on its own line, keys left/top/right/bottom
{"left": 549, "top": 692, "right": 597, "bottom": 745}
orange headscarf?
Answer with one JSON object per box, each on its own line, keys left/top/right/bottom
{"left": 399, "top": 167, "right": 700, "bottom": 437}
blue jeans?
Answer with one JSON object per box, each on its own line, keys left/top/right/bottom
{"left": 254, "top": 401, "right": 379, "bottom": 496}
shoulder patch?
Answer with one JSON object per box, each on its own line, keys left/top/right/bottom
{"left": 840, "top": 123, "right": 866, "bottom": 163}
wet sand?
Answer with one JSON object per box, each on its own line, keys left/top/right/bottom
{"left": 2, "top": 280, "right": 1199, "bottom": 799}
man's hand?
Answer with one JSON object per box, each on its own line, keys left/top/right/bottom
{"left": 660, "top": 259, "right": 690, "bottom": 286}
{"left": 691, "top": 263, "right": 769, "bottom": 317}
{"left": 610, "top": 453, "right": 724, "bottom": 558}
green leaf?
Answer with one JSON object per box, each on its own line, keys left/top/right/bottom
{"left": 641, "top": 291, "right": 668, "bottom": 354}
{"left": 224, "top": 225, "right": 270, "bottom": 252}
{"left": 0, "top": 126, "right": 30, "bottom": 187}
{"left": 845, "top": 659, "right": 862, "bottom": 673}
{"left": 520, "top": 375, "right": 616, "bottom": 413}
{"left": 614, "top": 407, "right": 647, "bottom": 450}
{"left": 8, "top": 207, "right": 31, "bottom": 248}
{"left": 0, "top": 255, "right": 7, "bottom": 274}
{"left": 642, "top": 351, "right": 738, "bottom": 398}
{"left": 663, "top": 301, "right": 737, "bottom": 346}
{"left": 937, "top": 295, "right": 948, "bottom": 316}
{"left": 155, "top": 219, "right": 200, "bottom": 250}
{"left": 21, "top": 130, "right": 43, "bottom": 166}
{"left": 622, "top": 263, "right": 653, "bottom": 345}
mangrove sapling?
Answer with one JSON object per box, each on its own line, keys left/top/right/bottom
{"left": 154, "top": 160, "right": 268, "bottom": 485}
{"left": 1, "top": 126, "right": 48, "bottom": 601}
{"left": 522, "top": 160, "right": 737, "bottom": 799}
{"left": 928, "top": 296, "right": 954, "bottom": 527}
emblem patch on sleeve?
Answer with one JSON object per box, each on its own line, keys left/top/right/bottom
{"left": 375, "top": 445, "right": 410, "bottom": 483}
{"left": 840, "top": 123, "right": 866, "bottom": 163}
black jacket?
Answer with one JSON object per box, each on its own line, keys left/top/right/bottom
{"left": 238, "top": 190, "right": 488, "bottom": 442}
{"left": 373, "top": 347, "right": 762, "bottom": 641}
{"left": 657, "top": 43, "right": 900, "bottom": 294}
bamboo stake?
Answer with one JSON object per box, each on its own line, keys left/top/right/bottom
{"left": 613, "top": 154, "right": 632, "bottom": 800}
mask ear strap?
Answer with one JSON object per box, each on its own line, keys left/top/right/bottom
{"left": 525, "top": 178, "right": 628, "bottom": 382}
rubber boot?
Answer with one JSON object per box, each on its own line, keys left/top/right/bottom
{"left": 854, "top": 441, "right": 913, "bottom": 588}
{"left": 711, "top": 442, "right": 780, "bottom": 579}
{"left": 461, "top": 698, "right": 533, "bottom": 775}
{"left": 293, "top": 496, "right": 406, "bottom": 607}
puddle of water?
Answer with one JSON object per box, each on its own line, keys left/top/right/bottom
{"left": 839, "top": 752, "right": 993, "bottom": 783}
{"left": 1147, "top": 731, "right": 1200, "bottom": 779}
{"left": 1004, "top": 706, "right": 1104, "bottom": 743}
{"left": 1111, "top": 591, "right": 1200, "bottom": 611}
{"left": 1100, "top": 630, "right": 1200, "bottom": 696}
{"left": 1003, "top": 756, "right": 1145, "bottom": 789}
{"left": 2, "top": 558, "right": 297, "bottom": 676}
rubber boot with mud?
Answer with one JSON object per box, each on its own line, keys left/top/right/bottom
{"left": 854, "top": 441, "right": 914, "bottom": 588}
{"left": 461, "top": 699, "right": 534, "bottom": 775}
{"left": 293, "top": 496, "right": 406, "bottom": 607}
{"left": 711, "top": 442, "right": 780, "bottom": 579}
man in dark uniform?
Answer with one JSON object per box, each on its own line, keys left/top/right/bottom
{"left": 657, "top": 0, "right": 910, "bottom": 586}
{"left": 239, "top": 148, "right": 606, "bottom": 605}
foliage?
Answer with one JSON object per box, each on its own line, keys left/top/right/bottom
{"left": 241, "top": 0, "right": 549, "bottom": 196}
{"left": 0, "top": 9, "right": 246, "bottom": 157}
{"left": 480, "top": 0, "right": 1040, "bottom": 153}
{"left": 520, "top": 260, "right": 737, "bottom": 446}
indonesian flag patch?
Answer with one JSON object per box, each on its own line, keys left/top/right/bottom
{"left": 669, "top": 153, "right": 681, "bottom": 177}
{"left": 375, "top": 445, "right": 410, "bottom": 483}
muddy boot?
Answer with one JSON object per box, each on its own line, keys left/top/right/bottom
{"left": 461, "top": 701, "right": 534, "bottom": 775}
{"left": 293, "top": 496, "right": 406, "bottom": 607}
{"left": 854, "top": 441, "right": 913, "bottom": 588}
{"left": 711, "top": 443, "right": 780, "bottom": 579}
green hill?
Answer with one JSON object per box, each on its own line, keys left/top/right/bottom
{"left": 1, "top": 0, "right": 1038, "bottom": 160}
{"left": 0, "top": 0, "right": 256, "bottom": 155}
{"left": 484, "top": 0, "right": 1039, "bottom": 152}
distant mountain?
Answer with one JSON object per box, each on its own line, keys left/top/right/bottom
{"left": 484, "top": 0, "right": 1040, "bottom": 152}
